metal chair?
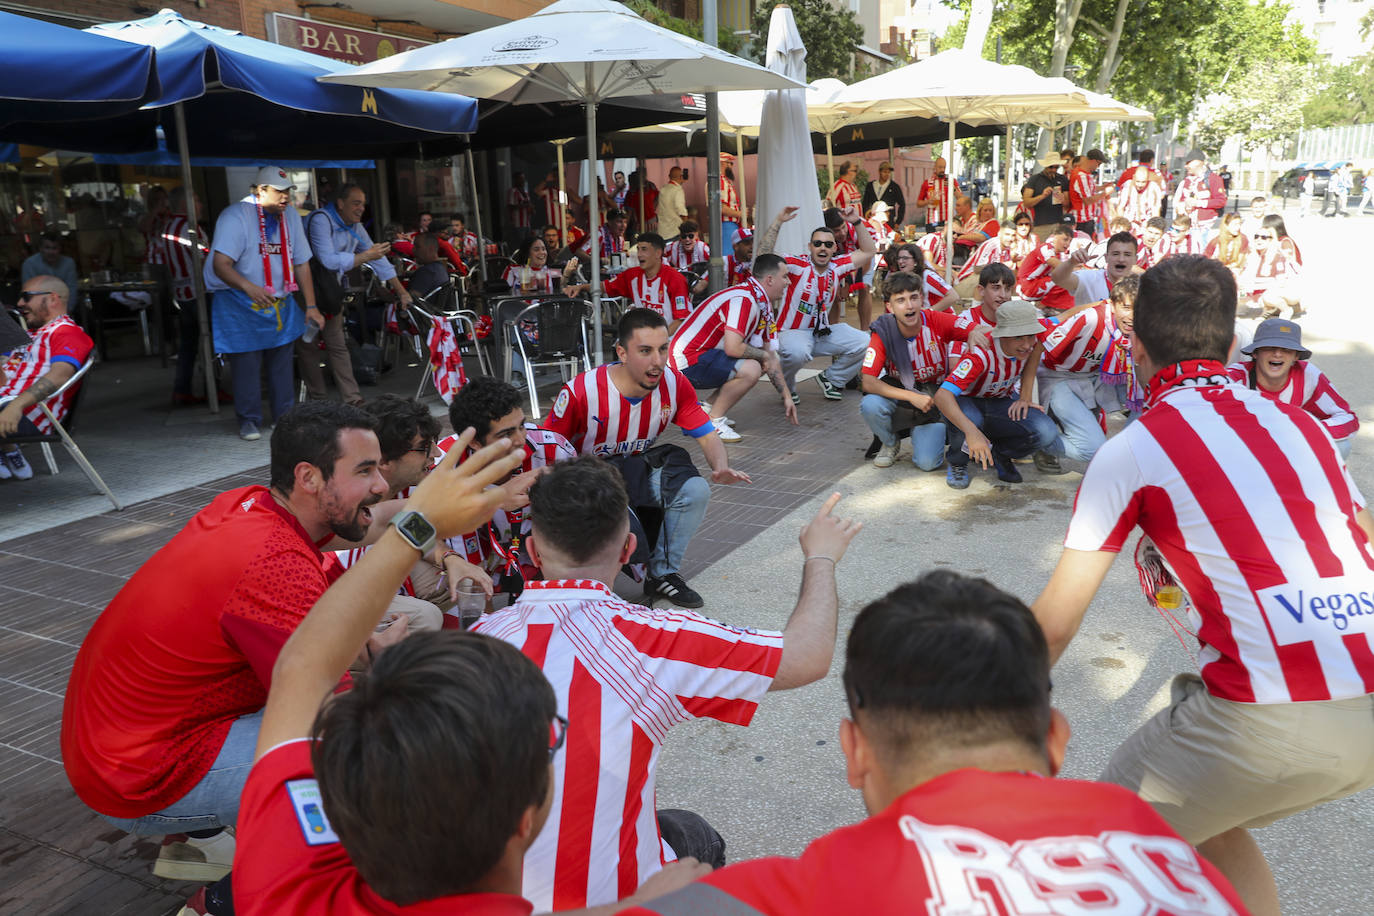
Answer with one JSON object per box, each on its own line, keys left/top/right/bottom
{"left": 5, "top": 354, "right": 121, "bottom": 510}
{"left": 496, "top": 296, "right": 591, "bottom": 419}
{"left": 409, "top": 300, "right": 489, "bottom": 401}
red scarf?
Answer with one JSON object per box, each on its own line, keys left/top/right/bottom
{"left": 1097, "top": 309, "right": 1140, "bottom": 410}
{"left": 1143, "top": 358, "right": 1232, "bottom": 411}
{"left": 256, "top": 198, "right": 295, "bottom": 295}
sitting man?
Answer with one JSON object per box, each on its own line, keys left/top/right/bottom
{"left": 544, "top": 308, "right": 751, "bottom": 609}
{"left": 622, "top": 570, "right": 1246, "bottom": 915}
{"left": 670, "top": 253, "right": 796, "bottom": 442}
{"left": 0, "top": 274, "right": 93, "bottom": 481}
{"left": 61, "top": 403, "right": 402, "bottom": 884}
{"left": 601, "top": 232, "right": 692, "bottom": 331}
{"left": 226, "top": 435, "right": 704, "bottom": 916}
{"left": 1226, "top": 317, "right": 1358, "bottom": 460}
{"left": 474, "top": 456, "right": 860, "bottom": 911}
{"left": 21, "top": 231, "right": 79, "bottom": 294}
{"left": 934, "top": 300, "right": 1063, "bottom": 489}
{"left": 436, "top": 376, "right": 577, "bottom": 610}
{"left": 664, "top": 220, "right": 710, "bottom": 270}
{"left": 954, "top": 220, "right": 1017, "bottom": 298}
{"left": 950, "top": 195, "right": 994, "bottom": 264}
{"left": 756, "top": 205, "right": 876, "bottom": 402}
{"left": 724, "top": 228, "right": 754, "bottom": 285}
{"left": 1038, "top": 274, "right": 1142, "bottom": 465}
{"left": 574, "top": 208, "right": 629, "bottom": 262}
{"left": 405, "top": 231, "right": 452, "bottom": 300}
{"left": 1016, "top": 223, "right": 1074, "bottom": 312}
{"left": 948, "top": 262, "right": 1017, "bottom": 363}
{"left": 860, "top": 272, "right": 988, "bottom": 471}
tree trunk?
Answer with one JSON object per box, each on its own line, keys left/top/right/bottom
{"left": 1084, "top": 0, "right": 1132, "bottom": 155}
{"left": 964, "top": 0, "right": 995, "bottom": 55}
{"left": 1038, "top": 0, "right": 1085, "bottom": 156}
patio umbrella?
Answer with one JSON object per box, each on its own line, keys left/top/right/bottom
{"left": 834, "top": 49, "right": 1092, "bottom": 281}
{"left": 754, "top": 5, "right": 824, "bottom": 260}
{"left": 319, "top": 0, "right": 802, "bottom": 364}
{"left": 0, "top": 11, "right": 159, "bottom": 125}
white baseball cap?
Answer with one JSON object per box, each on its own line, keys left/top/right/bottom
{"left": 253, "top": 165, "right": 294, "bottom": 190}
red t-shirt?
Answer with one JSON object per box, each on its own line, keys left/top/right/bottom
{"left": 61, "top": 486, "right": 342, "bottom": 818}
{"left": 602, "top": 265, "right": 691, "bottom": 321}
{"left": 234, "top": 740, "right": 534, "bottom": 916}
{"left": 618, "top": 769, "right": 1245, "bottom": 916}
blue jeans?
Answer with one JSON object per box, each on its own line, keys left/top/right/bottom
{"left": 1045, "top": 382, "right": 1107, "bottom": 462}
{"left": 1337, "top": 436, "right": 1354, "bottom": 460}
{"left": 228, "top": 342, "right": 295, "bottom": 426}
{"left": 944, "top": 395, "right": 1063, "bottom": 467}
{"left": 860, "top": 394, "right": 947, "bottom": 470}
{"left": 648, "top": 467, "right": 709, "bottom": 578}
{"left": 103, "top": 711, "right": 262, "bottom": 836}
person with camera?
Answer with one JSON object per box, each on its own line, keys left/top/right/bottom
{"left": 299, "top": 183, "right": 412, "bottom": 408}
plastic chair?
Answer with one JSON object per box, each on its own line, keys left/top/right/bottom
{"left": 4, "top": 354, "right": 121, "bottom": 510}
{"left": 496, "top": 296, "right": 591, "bottom": 419}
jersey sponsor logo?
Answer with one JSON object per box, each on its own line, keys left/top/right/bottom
{"left": 593, "top": 438, "right": 654, "bottom": 457}
{"left": 1257, "top": 577, "right": 1374, "bottom": 644}
{"left": 863, "top": 347, "right": 877, "bottom": 369}
{"left": 285, "top": 778, "right": 339, "bottom": 846}
{"left": 899, "top": 816, "right": 1236, "bottom": 915}
{"left": 240, "top": 497, "right": 257, "bottom": 512}
{"left": 952, "top": 358, "right": 975, "bottom": 380}
{"left": 553, "top": 389, "right": 570, "bottom": 418}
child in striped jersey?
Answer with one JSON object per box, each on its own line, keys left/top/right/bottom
{"left": 934, "top": 300, "right": 1064, "bottom": 489}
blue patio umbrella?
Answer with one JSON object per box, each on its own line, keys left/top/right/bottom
{"left": 0, "top": 11, "right": 159, "bottom": 125}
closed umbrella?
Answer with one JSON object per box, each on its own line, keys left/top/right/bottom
{"left": 319, "top": 0, "right": 801, "bottom": 365}
{"left": 754, "top": 6, "right": 824, "bottom": 260}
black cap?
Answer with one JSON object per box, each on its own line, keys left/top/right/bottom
{"left": 1184, "top": 148, "right": 1206, "bottom": 164}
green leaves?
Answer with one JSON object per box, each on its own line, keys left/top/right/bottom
{"left": 749, "top": 0, "right": 867, "bottom": 82}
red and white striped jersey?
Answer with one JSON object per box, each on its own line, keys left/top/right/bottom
{"left": 1069, "top": 168, "right": 1097, "bottom": 224}
{"left": 720, "top": 176, "right": 740, "bottom": 215}
{"left": 541, "top": 187, "right": 569, "bottom": 229}
{"left": 923, "top": 267, "right": 951, "bottom": 305}
{"left": 671, "top": 277, "right": 775, "bottom": 369}
{"left": 862, "top": 309, "right": 965, "bottom": 384}
{"left": 941, "top": 338, "right": 1031, "bottom": 399}
{"left": 917, "top": 177, "right": 959, "bottom": 224}
{"left": 777, "top": 254, "right": 858, "bottom": 331}
{"left": 504, "top": 264, "right": 561, "bottom": 295}
{"left": 0, "top": 315, "right": 93, "bottom": 433}
{"left": 1226, "top": 359, "right": 1360, "bottom": 441}
{"left": 1118, "top": 180, "right": 1163, "bottom": 228}
{"left": 156, "top": 215, "right": 207, "bottom": 301}
{"left": 580, "top": 226, "right": 625, "bottom": 260}
{"left": 864, "top": 217, "right": 895, "bottom": 251}
{"left": 1167, "top": 230, "right": 1206, "bottom": 257}
{"left": 663, "top": 239, "right": 709, "bottom": 270}
{"left": 1137, "top": 238, "right": 1169, "bottom": 269}
{"left": 1065, "top": 362, "right": 1374, "bottom": 704}
{"left": 724, "top": 254, "right": 752, "bottom": 285}
{"left": 1016, "top": 242, "right": 1072, "bottom": 310}
{"left": 828, "top": 178, "right": 859, "bottom": 209}
{"left": 957, "top": 238, "right": 1017, "bottom": 281}
{"left": 916, "top": 232, "right": 946, "bottom": 268}
{"left": 508, "top": 186, "right": 533, "bottom": 229}
{"left": 1011, "top": 232, "right": 1037, "bottom": 266}
{"left": 543, "top": 364, "right": 713, "bottom": 457}
{"left": 602, "top": 266, "right": 691, "bottom": 321}
{"left": 947, "top": 304, "right": 996, "bottom": 362}
{"left": 1040, "top": 302, "right": 1113, "bottom": 373}
{"left": 1239, "top": 248, "right": 1296, "bottom": 295}
{"left": 455, "top": 230, "right": 480, "bottom": 261}
{"left": 473, "top": 579, "right": 783, "bottom": 910}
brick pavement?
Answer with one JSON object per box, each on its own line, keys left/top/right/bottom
{"left": 0, "top": 363, "right": 873, "bottom": 915}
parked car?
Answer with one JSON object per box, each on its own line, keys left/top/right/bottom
{"left": 1271, "top": 168, "right": 1331, "bottom": 200}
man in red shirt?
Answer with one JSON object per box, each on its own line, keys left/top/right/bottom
{"left": 601, "top": 232, "right": 692, "bottom": 331}
{"left": 1173, "top": 149, "right": 1228, "bottom": 234}
{"left": 223, "top": 436, "right": 705, "bottom": 916}
{"left": 1016, "top": 224, "right": 1074, "bottom": 311}
{"left": 1033, "top": 256, "right": 1374, "bottom": 915}
{"left": 61, "top": 403, "right": 404, "bottom": 883}
{"left": 621, "top": 570, "right": 1246, "bottom": 916}
{"left": 0, "top": 274, "right": 93, "bottom": 480}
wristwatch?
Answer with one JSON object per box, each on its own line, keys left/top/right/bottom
{"left": 390, "top": 510, "right": 437, "bottom": 556}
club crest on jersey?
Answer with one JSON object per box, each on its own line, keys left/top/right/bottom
{"left": 553, "top": 389, "right": 570, "bottom": 418}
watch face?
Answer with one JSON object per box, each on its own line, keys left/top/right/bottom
{"left": 398, "top": 512, "right": 435, "bottom": 546}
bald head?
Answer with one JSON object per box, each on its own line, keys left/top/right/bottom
{"left": 669, "top": 167, "right": 683, "bottom": 181}
{"left": 26, "top": 273, "right": 69, "bottom": 305}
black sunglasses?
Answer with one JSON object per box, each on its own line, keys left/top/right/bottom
{"left": 811, "top": 240, "right": 836, "bottom": 248}
{"left": 17, "top": 290, "right": 50, "bottom": 302}
{"left": 1253, "top": 233, "right": 1275, "bottom": 240}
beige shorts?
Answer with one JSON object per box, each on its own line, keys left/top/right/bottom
{"left": 1101, "top": 673, "right": 1374, "bottom": 844}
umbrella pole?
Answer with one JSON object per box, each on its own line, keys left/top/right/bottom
{"left": 556, "top": 140, "right": 567, "bottom": 246}
{"left": 1004, "top": 122, "right": 1014, "bottom": 221}
{"left": 945, "top": 120, "right": 954, "bottom": 286}
{"left": 586, "top": 64, "right": 603, "bottom": 366}
{"left": 825, "top": 133, "right": 834, "bottom": 199}
{"left": 466, "top": 147, "right": 487, "bottom": 288}
{"left": 174, "top": 103, "right": 218, "bottom": 415}
{"left": 637, "top": 157, "right": 645, "bottom": 233}
{"left": 736, "top": 131, "right": 748, "bottom": 229}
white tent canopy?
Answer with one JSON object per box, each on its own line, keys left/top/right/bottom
{"left": 321, "top": 0, "right": 802, "bottom": 362}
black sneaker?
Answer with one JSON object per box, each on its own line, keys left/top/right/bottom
{"left": 644, "top": 573, "right": 704, "bottom": 608}
{"left": 992, "top": 451, "right": 1022, "bottom": 483}
{"left": 1033, "top": 450, "right": 1067, "bottom": 475}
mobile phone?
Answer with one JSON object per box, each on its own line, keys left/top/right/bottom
{"left": 681, "top": 169, "right": 689, "bottom": 180}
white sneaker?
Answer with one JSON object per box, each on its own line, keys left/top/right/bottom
{"left": 874, "top": 443, "right": 899, "bottom": 468}
{"left": 2, "top": 448, "right": 32, "bottom": 480}
{"left": 0, "top": 455, "right": 10, "bottom": 479}
{"left": 718, "top": 415, "right": 736, "bottom": 427}
{"left": 152, "top": 830, "right": 236, "bottom": 882}
{"left": 712, "top": 416, "right": 742, "bottom": 442}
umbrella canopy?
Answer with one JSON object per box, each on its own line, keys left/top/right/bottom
{"left": 322, "top": 0, "right": 803, "bottom": 364}
{"left": 755, "top": 5, "right": 825, "bottom": 260}
{"left": 0, "top": 12, "right": 160, "bottom": 125}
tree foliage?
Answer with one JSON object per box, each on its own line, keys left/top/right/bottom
{"left": 942, "top": 0, "right": 1315, "bottom": 128}
{"left": 1194, "top": 62, "right": 1316, "bottom": 156}
{"left": 622, "top": 0, "right": 742, "bottom": 55}
{"left": 750, "top": 0, "right": 867, "bottom": 82}
{"left": 1303, "top": 55, "right": 1374, "bottom": 128}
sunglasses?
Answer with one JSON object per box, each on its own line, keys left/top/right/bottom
{"left": 17, "top": 290, "right": 50, "bottom": 302}
{"left": 811, "top": 240, "right": 836, "bottom": 248}
{"left": 1253, "top": 234, "right": 1275, "bottom": 240}
{"left": 549, "top": 714, "right": 569, "bottom": 759}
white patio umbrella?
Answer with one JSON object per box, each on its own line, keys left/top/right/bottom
{"left": 753, "top": 6, "right": 826, "bottom": 260}
{"left": 319, "top": 0, "right": 801, "bottom": 364}
{"left": 834, "top": 49, "right": 1092, "bottom": 282}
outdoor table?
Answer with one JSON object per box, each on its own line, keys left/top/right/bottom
{"left": 79, "top": 277, "right": 168, "bottom": 366}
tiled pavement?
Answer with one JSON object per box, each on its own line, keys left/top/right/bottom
{"left": 0, "top": 354, "right": 872, "bottom": 914}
